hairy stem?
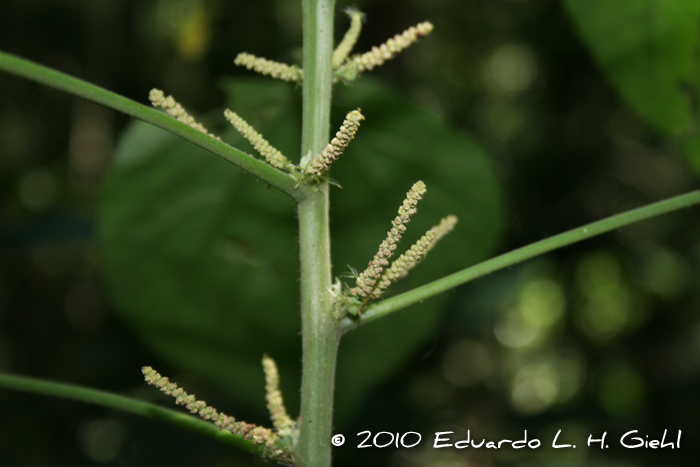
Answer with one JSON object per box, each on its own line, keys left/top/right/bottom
{"left": 0, "top": 50, "right": 301, "bottom": 199}
{"left": 297, "top": 1, "right": 339, "bottom": 466}
{"left": 342, "top": 189, "right": 700, "bottom": 331}
{"left": 0, "top": 372, "right": 261, "bottom": 453}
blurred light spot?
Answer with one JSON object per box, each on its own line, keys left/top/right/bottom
{"left": 408, "top": 373, "right": 453, "bottom": 410}
{"left": 575, "top": 252, "right": 644, "bottom": 340}
{"left": 577, "top": 252, "right": 621, "bottom": 292}
{"left": 495, "top": 278, "right": 565, "bottom": 348}
{"left": 65, "top": 280, "right": 109, "bottom": 332}
{"left": 79, "top": 418, "right": 126, "bottom": 463}
{"left": 152, "top": 0, "right": 212, "bottom": 60}
{"left": 495, "top": 309, "right": 539, "bottom": 348}
{"left": 597, "top": 362, "right": 645, "bottom": 418}
{"left": 442, "top": 340, "right": 493, "bottom": 387}
{"left": 509, "top": 352, "right": 585, "bottom": 414}
{"left": 510, "top": 361, "right": 558, "bottom": 413}
{"left": 519, "top": 278, "right": 565, "bottom": 328}
{"left": 17, "top": 169, "right": 58, "bottom": 211}
{"left": 551, "top": 353, "right": 586, "bottom": 404}
{"left": 641, "top": 247, "right": 690, "bottom": 298}
{"left": 484, "top": 44, "right": 537, "bottom": 95}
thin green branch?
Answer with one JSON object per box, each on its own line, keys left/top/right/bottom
{"left": 0, "top": 371, "right": 261, "bottom": 454}
{"left": 0, "top": 50, "right": 302, "bottom": 200}
{"left": 341, "top": 189, "right": 700, "bottom": 331}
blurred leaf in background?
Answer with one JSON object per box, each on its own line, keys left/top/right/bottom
{"left": 565, "top": 0, "right": 700, "bottom": 171}
{"left": 98, "top": 78, "right": 504, "bottom": 423}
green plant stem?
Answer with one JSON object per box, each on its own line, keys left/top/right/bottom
{"left": 341, "top": 189, "right": 700, "bottom": 331}
{"left": 0, "top": 50, "right": 301, "bottom": 200}
{"left": 297, "top": 1, "right": 339, "bottom": 466}
{"left": 0, "top": 372, "right": 261, "bottom": 454}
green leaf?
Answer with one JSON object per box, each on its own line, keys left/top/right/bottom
{"left": 565, "top": 0, "right": 700, "bottom": 165}
{"left": 98, "top": 78, "right": 503, "bottom": 424}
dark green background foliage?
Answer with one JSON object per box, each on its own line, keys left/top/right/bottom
{"left": 1, "top": 1, "right": 699, "bottom": 466}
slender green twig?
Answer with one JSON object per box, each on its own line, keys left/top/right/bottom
{"left": 0, "top": 50, "right": 302, "bottom": 200}
{"left": 0, "top": 372, "right": 261, "bottom": 454}
{"left": 341, "top": 190, "right": 700, "bottom": 331}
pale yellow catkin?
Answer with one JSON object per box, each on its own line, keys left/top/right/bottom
{"left": 336, "top": 21, "right": 433, "bottom": 79}
{"left": 375, "top": 215, "right": 458, "bottom": 293}
{"left": 224, "top": 109, "right": 292, "bottom": 170}
{"left": 262, "top": 355, "right": 294, "bottom": 435}
{"left": 351, "top": 181, "right": 426, "bottom": 299}
{"left": 141, "top": 366, "right": 281, "bottom": 450}
{"left": 332, "top": 9, "right": 365, "bottom": 69}
{"left": 234, "top": 53, "right": 302, "bottom": 82}
{"left": 148, "top": 89, "right": 221, "bottom": 140}
{"left": 306, "top": 109, "right": 364, "bottom": 176}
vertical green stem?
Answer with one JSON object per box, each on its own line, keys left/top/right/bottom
{"left": 297, "top": 1, "right": 338, "bottom": 466}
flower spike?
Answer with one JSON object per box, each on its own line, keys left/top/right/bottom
{"left": 333, "top": 9, "right": 365, "bottom": 69}
{"left": 262, "top": 355, "right": 294, "bottom": 436}
{"left": 427, "top": 214, "right": 458, "bottom": 252}
{"left": 149, "top": 89, "right": 221, "bottom": 140}
{"left": 224, "top": 109, "right": 292, "bottom": 170}
{"left": 234, "top": 53, "right": 302, "bottom": 82}
{"left": 375, "top": 215, "right": 458, "bottom": 293}
{"left": 305, "top": 109, "right": 364, "bottom": 176}
{"left": 351, "top": 181, "right": 427, "bottom": 299}
{"left": 142, "top": 366, "right": 292, "bottom": 463}
{"left": 335, "top": 21, "right": 434, "bottom": 81}
{"left": 375, "top": 228, "right": 436, "bottom": 293}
